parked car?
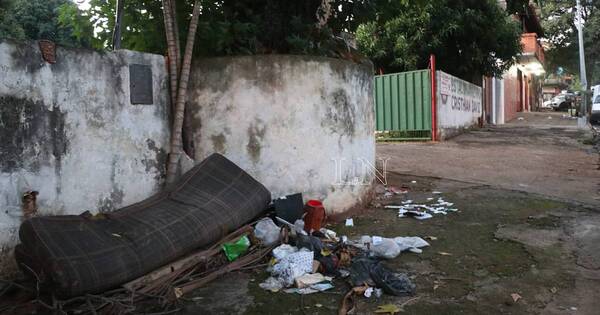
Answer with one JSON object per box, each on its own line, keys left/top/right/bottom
{"left": 591, "top": 94, "right": 600, "bottom": 125}
{"left": 549, "top": 94, "right": 572, "bottom": 111}
{"left": 542, "top": 99, "right": 554, "bottom": 108}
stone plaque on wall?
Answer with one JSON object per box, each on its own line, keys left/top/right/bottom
{"left": 129, "top": 64, "right": 153, "bottom": 104}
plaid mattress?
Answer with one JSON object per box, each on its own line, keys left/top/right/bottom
{"left": 15, "top": 153, "right": 271, "bottom": 297}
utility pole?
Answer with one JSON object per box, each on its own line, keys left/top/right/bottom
{"left": 576, "top": 0, "right": 588, "bottom": 118}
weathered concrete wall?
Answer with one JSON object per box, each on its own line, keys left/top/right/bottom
{"left": 188, "top": 55, "right": 375, "bottom": 214}
{"left": 0, "top": 41, "right": 169, "bottom": 274}
{"left": 436, "top": 70, "right": 482, "bottom": 139}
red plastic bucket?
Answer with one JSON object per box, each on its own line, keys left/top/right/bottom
{"left": 303, "top": 200, "right": 326, "bottom": 233}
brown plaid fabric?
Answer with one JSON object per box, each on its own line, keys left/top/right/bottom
{"left": 15, "top": 153, "right": 271, "bottom": 297}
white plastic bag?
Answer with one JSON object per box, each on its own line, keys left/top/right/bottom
{"left": 255, "top": 218, "right": 280, "bottom": 246}
{"left": 393, "top": 237, "right": 430, "bottom": 252}
{"left": 259, "top": 276, "right": 285, "bottom": 291}
{"left": 371, "top": 238, "right": 401, "bottom": 259}
{"left": 355, "top": 235, "right": 401, "bottom": 259}
{"left": 272, "top": 250, "right": 314, "bottom": 286}
{"left": 272, "top": 244, "right": 298, "bottom": 261}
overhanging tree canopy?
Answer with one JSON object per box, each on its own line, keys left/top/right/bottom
{"left": 542, "top": 0, "right": 600, "bottom": 84}
{"left": 354, "top": 0, "right": 523, "bottom": 81}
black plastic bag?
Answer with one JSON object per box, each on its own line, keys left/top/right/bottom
{"left": 349, "top": 257, "right": 415, "bottom": 296}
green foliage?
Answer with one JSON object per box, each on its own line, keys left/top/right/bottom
{"left": 81, "top": 0, "right": 166, "bottom": 53}
{"left": 66, "top": 0, "right": 354, "bottom": 57}
{"left": 0, "top": 0, "right": 94, "bottom": 48}
{"left": 542, "top": 0, "right": 600, "bottom": 84}
{"left": 0, "top": 0, "right": 25, "bottom": 41}
{"left": 355, "top": 0, "right": 522, "bottom": 80}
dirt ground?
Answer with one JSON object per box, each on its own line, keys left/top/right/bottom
{"left": 178, "top": 112, "right": 600, "bottom": 315}
{"left": 180, "top": 173, "right": 600, "bottom": 314}
{"left": 378, "top": 111, "right": 600, "bottom": 207}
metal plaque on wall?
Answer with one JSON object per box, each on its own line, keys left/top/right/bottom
{"left": 129, "top": 64, "right": 153, "bottom": 104}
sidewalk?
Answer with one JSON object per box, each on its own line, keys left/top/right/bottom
{"left": 378, "top": 112, "right": 600, "bottom": 207}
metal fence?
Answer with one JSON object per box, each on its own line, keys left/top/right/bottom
{"left": 374, "top": 70, "right": 432, "bottom": 140}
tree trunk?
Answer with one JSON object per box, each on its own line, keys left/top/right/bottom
{"left": 165, "top": 0, "right": 201, "bottom": 184}
{"left": 170, "top": 0, "right": 181, "bottom": 74}
{"left": 173, "top": 0, "right": 195, "bottom": 157}
{"left": 163, "top": 0, "right": 194, "bottom": 158}
{"left": 162, "top": 0, "right": 179, "bottom": 114}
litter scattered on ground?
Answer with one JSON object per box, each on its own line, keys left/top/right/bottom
{"left": 384, "top": 194, "right": 459, "bottom": 220}
{"left": 274, "top": 193, "right": 304, "bottom": 223}
{"left": 511, "top": 293, "right": 522, "bottom": 303}
{"left": 222, "top": 235, "right": 251, "bottom": 261}
{"left": 304, "top": 199, "right": 326, "bottom": 233}
{"left": 350, "top": 257, "right": 416, "bottom": 296}
{"left": 375, "top": 185, "right": 409, "bottom": 200}
{"left": 388, "top": 186, "right": 408, "bottom": 194}
{"left": 3, "top": 160, "right": 456, "bottom": 315}
{"left": 254, "top": 218, "right": 280, "bottom": 246}
{"left": 375, "top": 303, "right": 401, "bottom": 314}
{"left": 349, "top": 236, "right": 430, "bottom": 259}
{"left": 294, "top": 273, "right": 332, "bottom": 288}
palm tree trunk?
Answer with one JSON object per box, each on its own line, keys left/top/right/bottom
{"left": 170, "top": 0, "right": 181, "bottom": 73}
{"left": 165, "top": 0, "right": 201, "bottom": 184}
{"left": 164, "top": 0, "right": 194, "bottom": 159}
{"left": 162, "top": 0, "right": 178, "bottom": 114}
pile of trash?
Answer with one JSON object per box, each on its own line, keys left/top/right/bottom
{"left": 1, "top": 157, "right": 434, "bottom": 314}
{"left": 249, "top": 194, "right": 429, "bottom": 314}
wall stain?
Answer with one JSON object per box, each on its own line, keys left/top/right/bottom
{"left": 142, "top": 139, "right": 167, "bottom": 181}
{"left": 247, "top": 120, "right": 267, "bottom": 164}
{"left": 0, "top": 96, "right": 69, "bottom": 173}
{"left": 211, "top": 133, "right": 227, "bottom": 153}
{"left": 323, "top": 89, "right": 356, "bottom": 137}
{"left": 97, "top": 187, "right": 124, "bottom": 213}
{"left": 10, "top": 44, "right": 44, "bottom": 74}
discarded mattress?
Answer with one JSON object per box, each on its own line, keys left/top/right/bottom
{"left": 15, "top": 153, "right": 271, "bottom": 297}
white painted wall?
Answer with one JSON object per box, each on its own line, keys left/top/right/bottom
{"left": 436, "top": 70, "right": 482, "bottom": 139}
{"left": 0, "top": 41, "right": 170, "bottom": 274}
{"left": 188, "top": 55, "right": 375, "bottom": 214}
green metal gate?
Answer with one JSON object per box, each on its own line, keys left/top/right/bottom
{"left": 374, "top": 70, "right": 432, "bottom": 140}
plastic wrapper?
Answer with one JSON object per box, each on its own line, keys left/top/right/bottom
{"left": 255, "top": 218, "right": 280, "bottom": 246}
